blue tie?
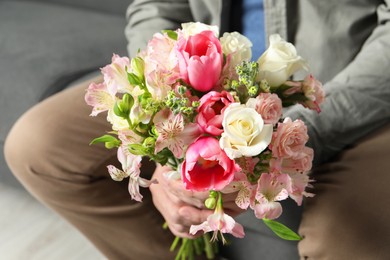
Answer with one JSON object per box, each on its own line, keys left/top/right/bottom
{"left": 241, "top": 0, "right": 265, "bottom": 60}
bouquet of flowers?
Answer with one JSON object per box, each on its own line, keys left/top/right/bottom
{"left": 85, "top": 22, "right": 325, "bottom": 259}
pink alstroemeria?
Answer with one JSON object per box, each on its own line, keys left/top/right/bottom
{"left": 144, "top": 33, "right": 180, "bottom": 100}
{"left": 190, "top": 198, "right": 245, "bottom": 243}
{"left": 287, "top": 171, "right": 314, "bottom": 206}
{"left": 301, "top": 74, "right": 325, "bottom": 113}
{"left": 222, "top": 171, "right": 256, "bottom": 210}
{"left": 284, "top": 75, "right": 325, "bottom": 113}
{"left": 84, "top": 82, "right": 115, "bottom": 116}
{"left": 101, "top": 54, "right": 133, "bottom": 96}
{"left": 252, "top": 173, "right": 290, "bottom": 220}
{"left": 107, "top": 146, "right": 156, "bottom": 202}
{"left": 181, "top": 137, "right": 240, "bottom": 192}
{"left": 154, "top": 109, "right": 201, "bottom": 158}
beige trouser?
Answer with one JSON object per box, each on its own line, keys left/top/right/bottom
{"left": 4, "top": 77, "right": 390, "bottom": 260}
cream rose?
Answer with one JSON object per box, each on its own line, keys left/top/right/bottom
{"left": 257, "top": 34, "right": 308, "bottom": 87}
{"left": 181, "top": 22, "right": 219, "bottom": 38}
{"left": 220, "top": 103, "right": 273, "bottom": 159}
{"left": 220, "top": 32, "right": 252, "bottom": 67}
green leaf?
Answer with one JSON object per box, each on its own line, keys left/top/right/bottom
{"left": 162, "top": 30, "right": 178, "bottom": 40}
{"left": 89, "top": 135, "right": 120, "bottom": 146}
{"left": 262, "top": 219, "right": 302, "bottom": 241}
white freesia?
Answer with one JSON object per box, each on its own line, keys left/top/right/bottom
{"left": 181, "top": 22, "right": 219, "bottom": 38}
{"left": 257, "top": 34, "right": 308, "bottom": 87}
{"left": 220, "top": 32, "right": 252, "bottom": 67}
{"left": 220, "top": 103, "right": 273, "bottom": 159}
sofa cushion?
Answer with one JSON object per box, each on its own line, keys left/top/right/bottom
{"left": 12, "top": 0, "right": 132, "bottom": 15}
{"left": 0, "top": 0, "right": 129, "bottom": 185}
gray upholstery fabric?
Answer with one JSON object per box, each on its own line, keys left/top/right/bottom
{"left": 12, "top": 0, "right": 132, "bottom": 15}
{"left": 0, "top": 0, "right": 130, "bottom": 186}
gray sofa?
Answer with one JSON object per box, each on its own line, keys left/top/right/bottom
{"left": 0, "top": 0, "right": 132, "bottom": 187}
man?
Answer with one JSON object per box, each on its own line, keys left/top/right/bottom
{"left": 5, "top": 0, "right": 390, "bottom": 259}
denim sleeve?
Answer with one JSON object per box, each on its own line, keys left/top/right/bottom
{"left": 285, "top": 1, "right": 390, "bottom": 166}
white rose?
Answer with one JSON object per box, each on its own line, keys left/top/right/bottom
{"left": 220, "top": 103, "right": 273, "bottom": 159}
{"left": 257, "top": 34, "right": 308, "bottom": 87}
{"left": 181, "top": 22, "right": 219, "bottom": 38}
{"left": 220, "top": 32, "right": 252, "bottom": 67}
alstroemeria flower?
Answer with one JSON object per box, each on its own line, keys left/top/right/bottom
{"left": 107, "top": 146, "right": 156, "bottom": 202}
{"left": 144, "top": 33, "right": 180, "bottom": 101}
{"left": 190, "top": 201, "right": 245, "bottom": 243}
{"left": 181, "top": 137, "right": 240, "bottom": 191}
{"left": 101, "top": 54, "right": 133, "bottom": 95}
{"left": 107, "top": 109, "right": 130, "bottom": 131}
{"left": 176, "top": 30, "right": 223, "bottom": 92}
{"left": 222, "top": 171, "right": 256, "bottom": 210}
{"left": 287, "top": 171, "right": 314, "bottom": 206}
{"left": 283, "top": 75, "right": 325, "bottom": 113}
{"left": 196, "top": 91, "right": 235, "bottom": 136}
{"left": 252, "top": 173, "right": 290, "bottom": 220}
{"left": 301, "top": 74, "right": 325, "bottom": 113}
{"left": 220, "top": 103, "right": 273, "bottom": 159}
{"left": 154, "top": 109, "right": 201, "bottom": 158}
{"left": 85, "top": 82, "right": 115, "bottom": 116}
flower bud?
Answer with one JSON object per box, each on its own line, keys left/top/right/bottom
{"left": 205, "top": 197, "right": 216, "bottom": 209}
{"left": 131, "top": 57, "right": 145, "bottom": 80}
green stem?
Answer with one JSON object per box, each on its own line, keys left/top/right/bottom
{"left": 170, "top": 236, "right": 181, "bottom": 252}
{"left": 202, "top": 233, "right": 215, "bottom": 259}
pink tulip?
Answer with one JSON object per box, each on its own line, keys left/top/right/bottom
{"left": 196, "top": 91, "right": 235, "bottom": 136}
{"left": 181, "top": 137, "right": 240, "bottom": 191}
{"left": 176, "top": 30, "right": 223, "bottom": 92}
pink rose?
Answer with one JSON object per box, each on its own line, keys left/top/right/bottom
{"left": 271, "top": 117, "right": 309, "bottom": 159}
{"left": 181, "top": 137, "right": 240, "bottom": 191}
{"left": 270, "top": 146, "right": 314, "bottom": 174}
{"left": 196, "top": 91, "right": 235, "bottom": 136}
{"left": 176, "top": 30, "right": 223, "bottom": 92}
{"left": 246, "top": 93, "right": 283, "bottom": 125}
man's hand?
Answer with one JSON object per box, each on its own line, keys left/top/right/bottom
{"left": 150, "top": 164, "right": 244, "bottom": 238}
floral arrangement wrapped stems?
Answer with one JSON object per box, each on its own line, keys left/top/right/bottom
{"left": 85, "top": 22, "right": 325, "bottom": 259}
